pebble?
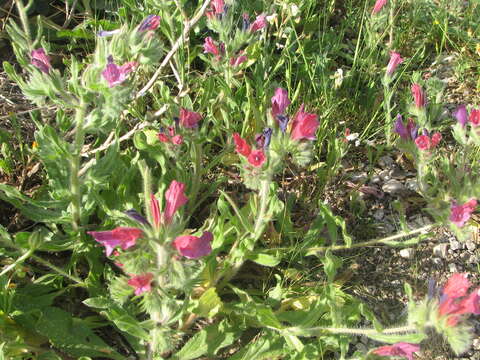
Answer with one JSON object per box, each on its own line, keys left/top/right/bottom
{"left": 391, "top": 168, "right": 406, "bottom": 180}
{"left": 373, "top": 209, "right": 384, "bottom": 220}
{"left": 371, "top": 175, "right": 381, "bottom": 184}
{"left": 473, "top": 338, "right": 480, "bottom": 350}
{"left": 399, "top": 248, "right": 414, "bottom": 259}
{"left": 450, "top": 240, "right": 463, "bottom": 251}
{"left": 382, "top": 179, "right": 405, "bottom": 194}
{"left": 405, "top": 179, "right": 419, "bottom": 192}
{"left": 465, "top": 240, "right": 476, "bottom": 251}
{"left": 379, "top": 169, "right": 390, "bottom": 181}
{"left": 351, "top": 172, "right": 368, "bottom": 183}
{"left": 449, "top": 263, "right": 458, "bottom": 273}
{"left": 433, "top": 243, "right": 448, "bottom": 258}
{"left": 432, "top": 257, "right": 443, "bottom": 266}
{"left": 378, "top": 155, "right": 394, "bottom": 168}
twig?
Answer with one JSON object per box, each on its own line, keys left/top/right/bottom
{"left": 135, "top": 0, "right": 211, "bottom": 98}
{"left": 62, "top": 0, "right": 78, "bottom": 28}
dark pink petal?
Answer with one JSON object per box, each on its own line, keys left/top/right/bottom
{"left": 290, "top": 104, "right": 320, "bottom": 141}
{"left": 211, "top": 0, "right": 225, "bottom": 15}
{"left": 250, "top": 14, "right": 267, "bottom": 32}
{"left": 386, "top": 51, "right": 403, "bottom": 76}
{"left": 31, "top": 48, "right": 52, "bottom": 74}
{"left": 372, "top": 342, "right": 420, "bottom": 360}
{"left": 470, "top": 109, "right": 480, "bottom": 126}
{"left": 247, "top": 149, "right": 266, "bottom": 167}
{"left": 163, "top": 181, "right": 188, "bottom": 223}
{"left": 138, "top": 15, "right": 161, "bottom": 32}
{"left": 150, "top": 194, "right": 161, "bottom": 228}
{"left": 411, "top": 84, "right": 426, "bottom": 108}
{"left": 203, "top": 37, "right": 220, "bottom": 56}
{"left": 271, "top": 88, "right": 291, "bottom": 118}
{"left": 450, "top": 199, "right": 477, "bottom": 228}
{"left": 158, "top": 133, "right": 170, "bottom": 143}
{"left": 179, "top": 108, "right": 202, "bottom": 128}
{"left": 87, "top": 227, "right": 142, "bottom": 256}
{"left": 431, "top": 132, "right": 442, "bottom": 147}
{"left": 458, "top": 288, "right": 480, "bottom": 315}
{"left": 171, "top": 135, "right": 183, "bottom": 145}
{"left": 128, "top": 273, "right": 154, "bottom": 295}
{"left": 372, "top": 0, "right": 387, "bottom": 14}
{"left": 414, "top": 134, "right": 431, "bottom": 151}
{"left": 173, "top": 231, "right": 213, "bottom": 259}
{"left": 233, "top": 133, "right": 251, "bottom": 157}
{"left": 442, "top": 273, "right": 471, "bottom": 299}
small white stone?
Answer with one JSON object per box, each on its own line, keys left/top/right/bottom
{"left": 399, "top": 248, "right": 414, "bottom": 259}
{"left": 465, "top": 240, "right": 476, "bottom": 251}
{"left": 450, "top": 240, "right": 462, "bottom": 251}
{"left": 433, "top": 243, "right": 448, "bottom": 258}
{"left": 382, "top": 179, "right": 405, "bottom": 194}
{"left": 449, "top": 263, "right": 458, "bottom": 273}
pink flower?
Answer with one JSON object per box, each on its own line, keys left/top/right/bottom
{"left": 171, "top": 135, "right": 183, "bottom": 145}
{"left": 469, "top": 109, "right": 480, "bottom": 126}
{"left": 250, "top": 14, "right": 267, "bottom": 32}
{"left": 203, "top": 37, "right": 221, "bottom": 56}
{"left": 414, "top": 132, "right": 441, "bottom": 151}
{"left": 411, "top": 83, "right": 426, "bottom": 108}
{"left": 179, "top": 108, "right": 202, "bottom": 128}
{"left": 449, "top": 199, "right": 477, "bottom": 228}
{"left": 290, "top": 104, "right": 320, "bottom": 141}
{"left": 87, "top": 227, "right": 142, "bottom": 256}
{"left": 233, "top": 133, "right": 252, "bottom": 157}
{"left": 31, "top": 48, "right": 52, "bottom": 74}
{"left": 128, "top": 273, "right": 154, "bottom": 295}
{"left": 211, "top": 0, "right": 225, "bottom": 15}
{"left": 386, "top": 51, "right": 403, "bottom": 76}
{"left": 138, "top": 15, "right": 161, "bottom": 31}
{"left": 158, "top": 133, "right": 170, "bottom": 143}
{"left": 163, "top": 180, "right": 188, "bottom": 224}
{"left": 372, "top": 0, "right": 387, "bottom": 14}
{"left": 229, "top": 54, "right": 247, "bottom": 67}
{"left": 442, "top": 273, "right": 471, "bottom": 299}
{"left": 372, "top": 342, "right": 420, "bottom": 360}
{"left": 271, "top": 88, "right": 291, "bottom": 118}
{"left": 454, "top": 105, "right": 468, "bottom": 127}
{"left": 102, "top": 58, "right": 138, "bottom": 87}
{"left": 150, "top": 193, "right": 161, "bottom": 228}
{"left": 247, "top": 149, "right": 266, "bottom": 167}
{"left": 173, "top": 231, "right": 213, "bottom": 259}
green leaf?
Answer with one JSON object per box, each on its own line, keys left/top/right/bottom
{"left": 172, "top": 320, "right": 238, "bottom": 360}
{"left": 194, "top": 288, "right": 222, "bottom": 318}
{"left": 246, "top": 251, "right": 281, "bottom": 267}
{"left": 321, "top": 250, "right": 342, "bottom": 283}
{"left": 366, "top": 332, "right": 426, "bottom": 344}
{"left": 227, "top": 332, "right": 285, "bottom": 360}
{"left": 256, "top": 307, "right": 283, "bottom": 330}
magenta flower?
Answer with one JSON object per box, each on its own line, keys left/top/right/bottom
{"left": 157, "top": 126, "right": 183, "bottom": 145}
{"left": 203, "top": 37, "right": 221, "bottom": 56}
{"left": 250, "top": 14, "right": 267, "bottom": 32}
{"left": 411, "top": 83, "right": 426, "bottom": 108}
{"left": 179, "top": 108, "right": 202, "bottom": 128}
{"left": 290, "top": 104, "right": 320, "bottom": 141}
{"left": 138, "top": 15, "right": 161, "bottom": 32}
{"left": 271, "top": 88, "right": 291, "bottom": 118}
{"left": 163, "top": 180, "right": 188, "bottom": 224}
{"left": 128, "top": 273, "right": 154, "bottom": 295}
{"left": 386, "top": 51, "right": 403, "bottom": 76}
{"left": 150, "top": 193, "right": 161, "bottom": 228}
{"left": 102, "top": 58, "right": 138, "bottom": 88}
{"left": 453, "top": 105, "right": 468, "bottom": 127}
{"left": 449, "top": 199, "right": 477, "bottom": 228}
{"left": 438, "top": 272, "right": 480, "bottom": 327}
{"left": 31, "top": 48, "right": 52, "bottom": 74}
{"left": 171, "top": 135, "right": 183, "bottom": 145}
{"left": 87, "top": 227, "right": 142, "bottom": 256}
{"left": 414, "top": 132, "right": 441, "bottom": 151}
{"left": 470, "top": 109, "right": 480, "bottom": 126}
{"left": 247, "top": 149, "right": 266, "bottom": 168}
{"left": 229, "top": 54, "right": 247, "bottom": 67}
{"left": 372, "top": 342, "right": 420, "bottom": 360}
{"left": 233, "top": 133, "right": 252, "bottom": 157}
{"left": 372, "top": 0, "right": 387, "bottom": 14}
{"left": 208, "top": 0, "right": 225, "bottom": 16}
{"left": 173, "top": 231, "right": 213, "bottom": 259}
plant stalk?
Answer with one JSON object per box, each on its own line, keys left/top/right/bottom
{"left": 70, "top": 100, "right": 87, "bottom": 232}
{"left": 15, "top": 0, "right": 32, "bottom": 47}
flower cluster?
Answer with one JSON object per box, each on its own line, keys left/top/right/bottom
{"left": 233, "top": 133, "right": 267, "bottom": 168}
{"left": 438, "top": 273, "right": 480, "bottom": 327}
{"left": 102, "top": 56, "right": 138, "bottom": 88}
{"left": 372, "top": 342, "right": 419, "bottom": 360}
{"left": 271, "top": 88, "right": 320, "bottom": 140}
{"left": 394, "top": 115, "right": 441, "bottom": 151}
{"left": 158, "top": 126, "right": 183, "bottom": 145}
{"left": 454, "top": 105, "right": 480, "bottom": 128}
{"left": 449, "top": 199, "right": 477, "bottom": 228}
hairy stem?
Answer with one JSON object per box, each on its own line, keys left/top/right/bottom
{"left": 70, "top": 100, "right": 87, "bottom": 232}
{"left": 15, "top": 0, "right": 32, "bottom": 47}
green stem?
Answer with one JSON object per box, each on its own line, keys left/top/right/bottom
{"left": 139, "top": 160, "right": 153, "bottom": 226}
{"left": 31, "top": 254, "right": 83, "bottom": 284}
{"left": 0, "top": 249, "right": 34, "bottom": 277}
{"left": 188, "top": 142, "right": 203, "bottom": 214}
{"left": 15, "top": 0, "right": 32, "bottom": 47}
{"left": 286, "top": 324, "right": 417, "bottom": 337}
{"left": 306, "top": 223, "right": 436, "bottom": 253}
{"left": 70, "top": 100, "right": 87, "bottom": 232}
{"left": 383, "top": 79, "right": 393, "bottom": 144}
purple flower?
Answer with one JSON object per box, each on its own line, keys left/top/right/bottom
{"left": 453, "top": 105, "right": 468, "bottom": 127}
{"left": 138, "top": 15, "right": 161, "bottom": 32}
{"left": 125, "top": 209, "right": 149, "bottom": 225}
{"left": 102, "top": 57, "right": 138, "bottom": 88}
{"left": 242, "top": 13, "right": 250, "bottom": 31}
{"left": 277, "top": 114, "right": 290, "bottom": 133}
{"left": 262, "top": 128, "right": 272, "bottom": 149}
{"left": 97, "top": 29, "right": 121, "bottom": 37}
{"left": 394, "top": 114, "right": 409, "bottom": 140}
{"left": 30, "top": 48, "right": 52, "bottom": 74}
